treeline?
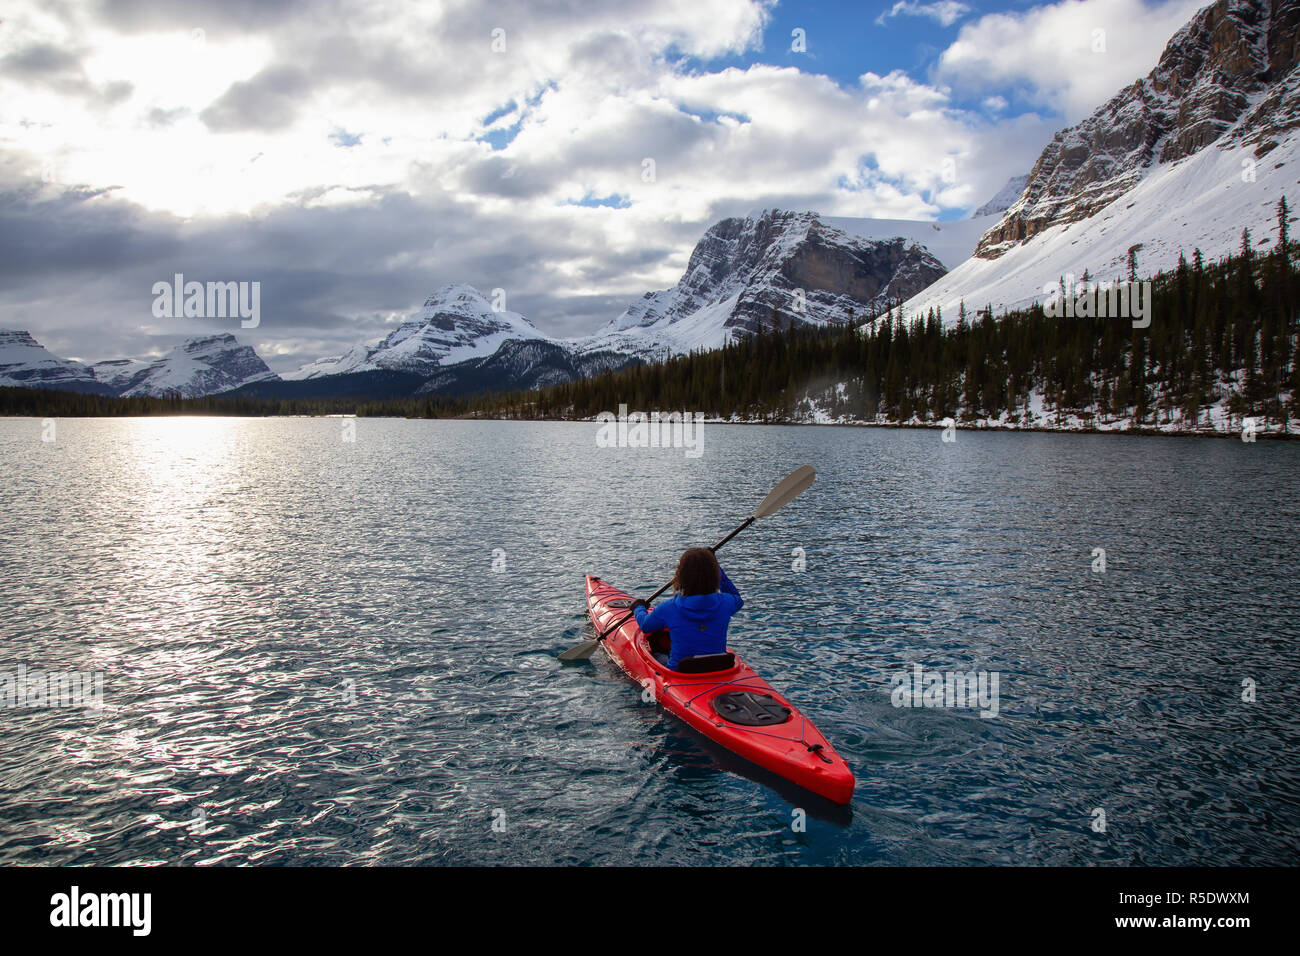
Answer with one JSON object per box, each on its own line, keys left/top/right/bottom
{"left": 3, "top": 204, "right": 1295, "bottom": 431}
{"left": 0, "top": 386, "right": 471, "bottom": 418}
{"left": 0, "top": 387, "right": 352, "bottom": 417}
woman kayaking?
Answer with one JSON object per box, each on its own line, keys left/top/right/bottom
{"left": 631, "top": 547, "right": 743, "bottom": 670}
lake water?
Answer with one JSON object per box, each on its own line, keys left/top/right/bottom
{"left": 0, "top": 417, "right": 1297, "bottom": 865}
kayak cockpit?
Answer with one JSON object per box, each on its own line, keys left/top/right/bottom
{"left": 672, "top": 652, "right": 738, "bottom": 673}
{"left": 640, "top": 632, "right": 739, "bottom": 675}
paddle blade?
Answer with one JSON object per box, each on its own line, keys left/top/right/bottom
{"left": 753, "top": 464, "right": 815, "bottom": 518}
{"left": 558, "top": 638, "right": 601, "bottom": 661}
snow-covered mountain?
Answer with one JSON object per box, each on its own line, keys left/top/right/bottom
{"left": 263, "top": 211, "right": 961, "bottom": 394}
{"left": 5, "top": 202, "right": 994, "bottom": 401}
{"left": 908, "top": 0, "right": 1300, "bottom": 319}
{"left": 414, "top": 339, "right": 637, "bottom": 396}
{"left": 0, "top": 329, "right": 110, "bottom": 393}
{"left": 0, "top": 331, "right": 277, "bottom": 398}
{"left": 584, "top": 209, "right": 948, "bottom": 358}
{"left": 979, "top": 0, "right": 1299, "bottom": 257}
{"left": 283, "top": 283, "right": 549, "bottom": 380}
{"left": 971, "top": 175, "right": 1030, "bottom": 219}
{"left": 109, "top": 334, "right": 279, "bottom": 397}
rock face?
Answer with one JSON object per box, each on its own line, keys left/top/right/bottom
{"left": 596, "top": 209, "right": 947, "bottom": 355}
{"left": 114, "top": 334, "right": 279, "bottom": 397}
{"left": 284, "top": 283, "right": 547, "bottom": 380}
{"left": 976, "top": 0, "right": 1300, "bottom": 259}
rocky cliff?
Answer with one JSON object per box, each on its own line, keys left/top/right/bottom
{"left": 595, "top": 209, "right": 947, "bottom": 355}
{"left": 976, "top": 0, "right": 1300, "bottom": 258}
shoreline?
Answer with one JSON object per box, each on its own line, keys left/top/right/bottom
{"left": 6, "top": 411, "right": 1292, "bottom": 440}
{"left": 463, "top": 415, "right": 1299, "bottom": 440}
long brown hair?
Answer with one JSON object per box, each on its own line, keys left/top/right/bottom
{"left": 673, "top": 547, "right": 721, "bottom": 596}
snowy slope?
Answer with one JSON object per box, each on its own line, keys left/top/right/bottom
{"left": 283, "top": 283, "right": 548, "bottom": 380}
{"left": 975, "top": 0, "right": 1299, "bottom": 258}
{"left": 575, "top": 292, "right": 744, "bottom": 359}
{"left": 904, "top": 131, "right": 1300, "bottom": 319}
{"left": 117, "top": 334, "right": 279, "bottom": 397}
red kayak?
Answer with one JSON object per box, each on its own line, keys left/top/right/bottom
{"left": 585, "top": 574, "right": 855, "bottom": 805}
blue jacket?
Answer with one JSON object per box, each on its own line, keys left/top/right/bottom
{"left": 634, "top": 569, "right": 743, "bottom": 670}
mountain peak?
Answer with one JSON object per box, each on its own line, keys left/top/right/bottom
{"left": 180, "top": 333, "right": 239, "bottom": 350}
{"left": 116, "top": 334, "right": 278, "bottom": 397}
{"left": 0, "top": 329, "right": 41, "bottom": 347}
{"left": 592, "top": 207, "right": 946, "bottom": 354}
{"left": 416, "top": 282, "right": 539, "bottom": 330}
{"left": 284, "top": 282, "right": 547, "bottom": 380}
{"left": 421, "top": 282, "right": 490, "bottom": 307}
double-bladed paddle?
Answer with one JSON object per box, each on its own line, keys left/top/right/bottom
{"left": 558, "top": 464, "right": 816, "bottom": 661}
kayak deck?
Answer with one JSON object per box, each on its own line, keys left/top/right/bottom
{"left": 585, "top": 575, "right": 855, "bottom": 805}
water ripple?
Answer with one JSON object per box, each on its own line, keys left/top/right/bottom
{"left": 0, "top": 418, "right": 1296, "bottom": 864}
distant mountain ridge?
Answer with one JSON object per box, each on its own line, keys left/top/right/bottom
{"left": 971, "top": 175, "right": 1029, "bottom": 219}
{"left": 0, "top": 329, "right": 276, "bottom": 398}
{"left": 1, "top": 186, "right": 1077, "bottom": 401}
{"left": 240, "top": 208, "right": 966, "bottom": 398}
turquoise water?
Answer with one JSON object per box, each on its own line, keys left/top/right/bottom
{"left": 0, "top": 417, "right": 1296, "bottom": 864}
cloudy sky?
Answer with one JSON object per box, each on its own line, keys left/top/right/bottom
{"left": 1, "top": 0, "right": 1205, "bottom": 372}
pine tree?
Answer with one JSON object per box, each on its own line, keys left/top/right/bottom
{"left": 1127, "top": 244, "right": 1143, "bottom": 283}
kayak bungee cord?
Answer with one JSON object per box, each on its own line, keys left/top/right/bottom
{"left": 667, "top": 677, "right": 828, "bottom": 762}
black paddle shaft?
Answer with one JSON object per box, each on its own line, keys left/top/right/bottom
{"left": 596, "top": 515, "right": 755, "bottom": 641}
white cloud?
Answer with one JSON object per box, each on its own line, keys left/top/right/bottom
{"left": 936, "top": 0, "right": 1206, "bottom": 121}
{"left": 5, "top": 0, "right": 1196, "bottom": 361}
{"left": 1, "top": 1, "right": 1030, "bottom": 235}
{"left": 876, "top": 2, "right": 972, "bottom": 28}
